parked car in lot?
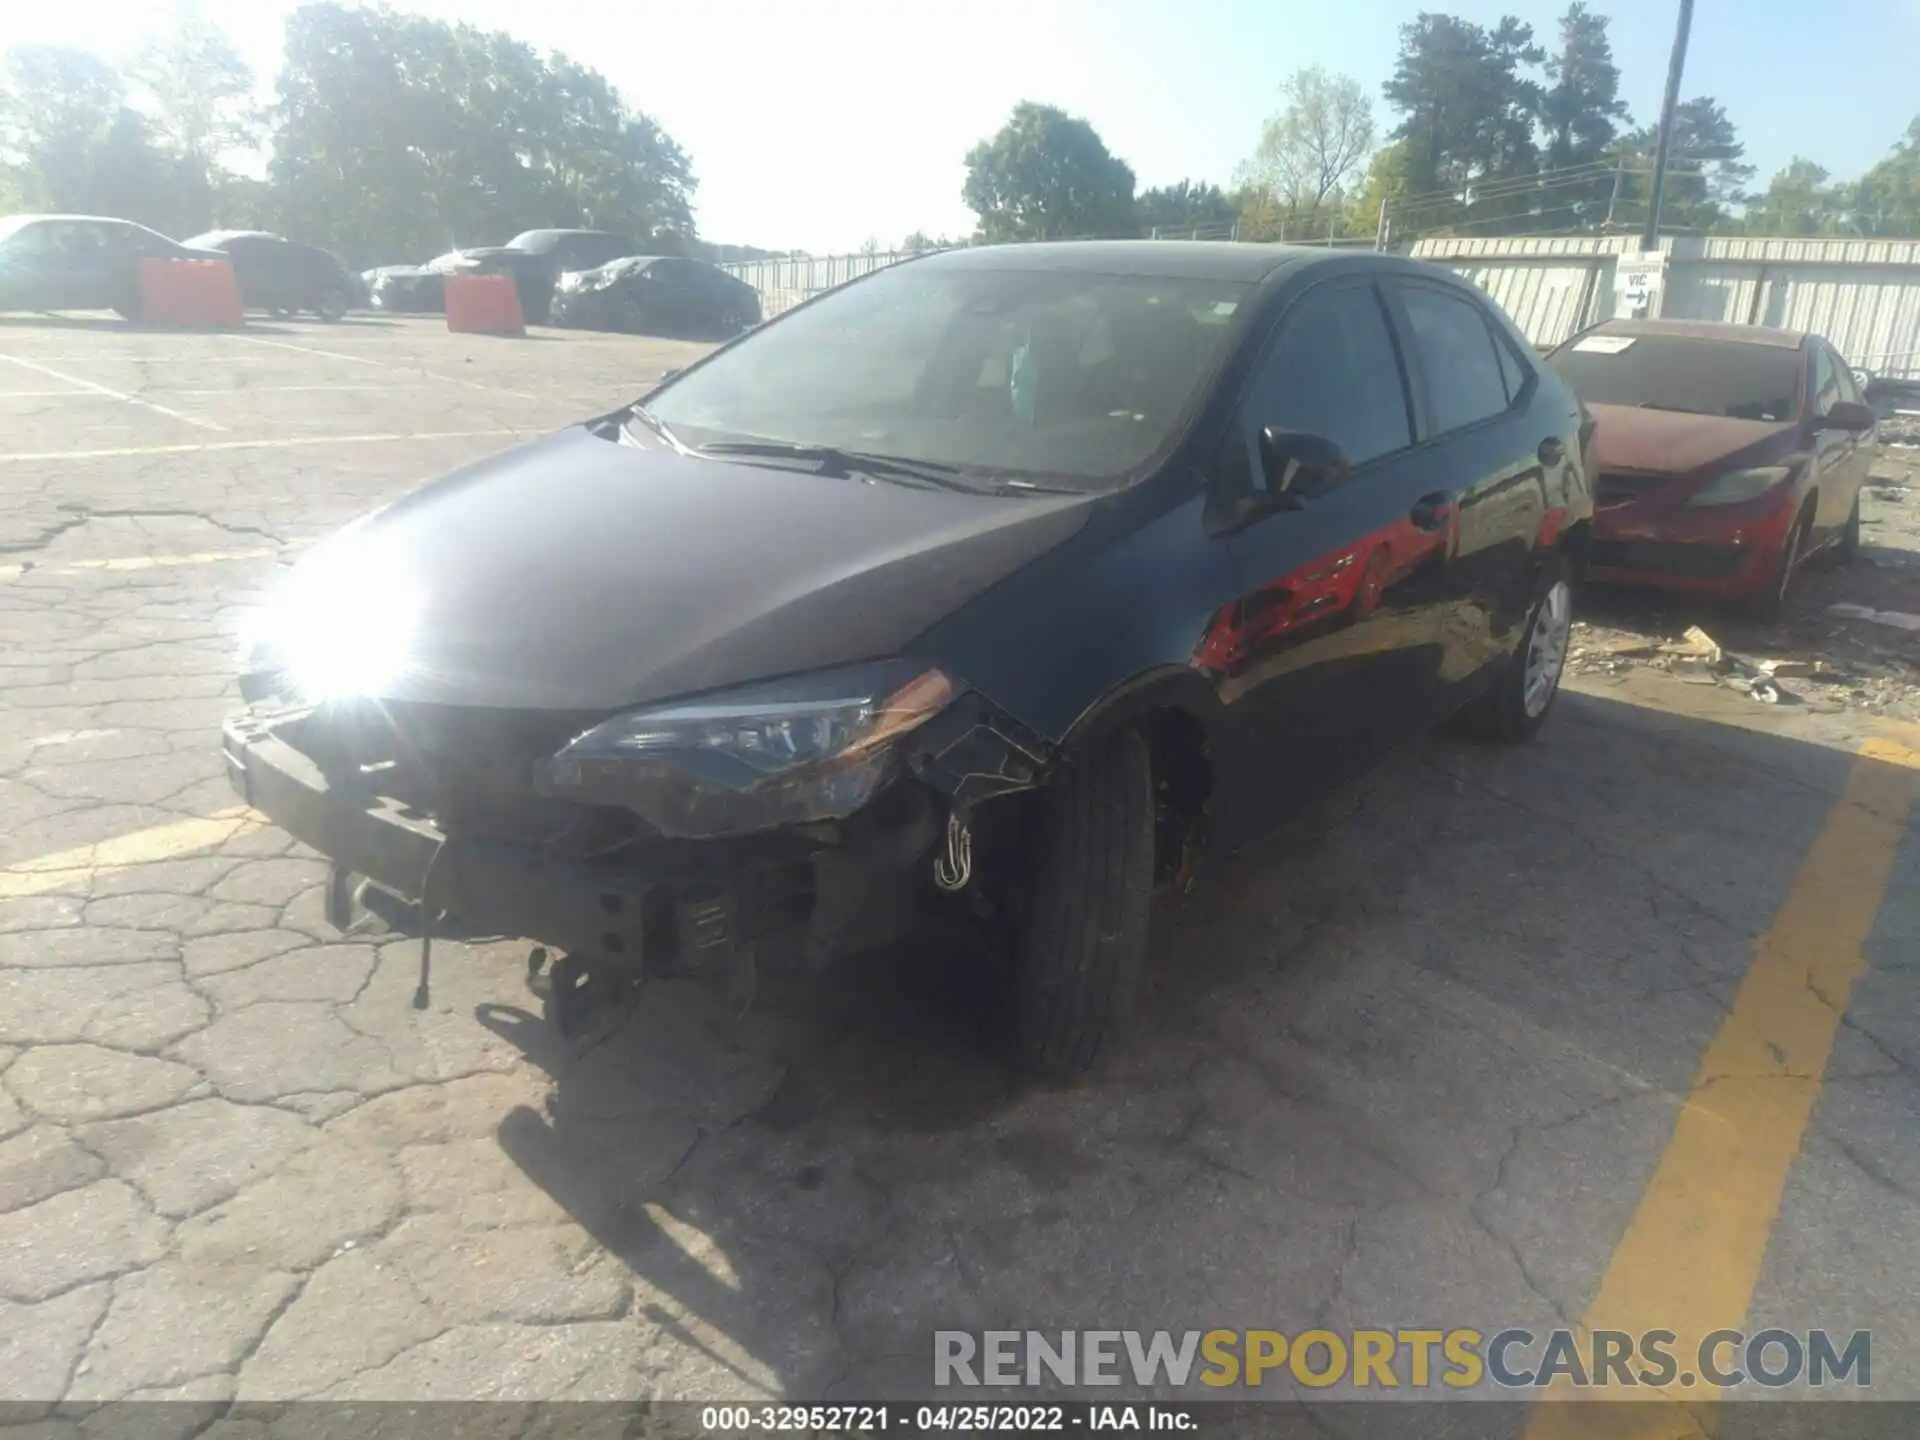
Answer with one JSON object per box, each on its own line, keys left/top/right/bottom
{"left": 0, "top": 213, "right": 223, "bottom": 317}
{"left": 550, "top": 255, "right": 761, "bottom": 337}
{"left": 182, "top": 230, "right": 359, "bottom": 320}
{"left": 1545, "top": 318, "right": 1876, "bottom": 620}
{"left": 501, "top": 230, "right": 641, "bottom": 321}
{"left": 367, "top": 246, "right": 556, "bottom": 319}
{"left": 224, "top": 242, "right": 1593, "bottom": 1076}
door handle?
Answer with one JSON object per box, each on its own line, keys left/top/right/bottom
{"left": 1538, "top": 436, "right": 1566, "bottom": 466}
{"left": 1410, "top": 492, "right": 1457, "bottom": 531}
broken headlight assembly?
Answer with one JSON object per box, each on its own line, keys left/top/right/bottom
{"left": 535, "top": 662, "right": 957, "bottom": 839}
{"left": 1685, "top": 465, "right": 1795, "bottom": 507}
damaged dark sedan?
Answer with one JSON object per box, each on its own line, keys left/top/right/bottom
{"left": 224, "top": 242, "right": 1594, "bottom": 1075}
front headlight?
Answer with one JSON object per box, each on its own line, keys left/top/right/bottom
{"left": 238, "top": 524, "right": 418, "bottom": 704}
{"left": 1686, "top": 465, "right": 1795, "bottom": 507}
{"left": 556, "top": 272, "right": 590, "bottom": 293}
{"left": 536, "top": 662, "right": 957, "bottom": 839}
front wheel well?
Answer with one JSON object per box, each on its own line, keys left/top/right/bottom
{"left": 1558, "top": 517, "right": 1593, "bottom": 586}
{"left": 1134, "top": 707, "right": 1214, "bottom": 885}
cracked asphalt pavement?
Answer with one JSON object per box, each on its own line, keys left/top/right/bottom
{"left": 1, "top": 315, "right": 1917, "bottom": 1426}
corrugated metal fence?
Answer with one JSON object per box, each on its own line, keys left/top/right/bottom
{"left": 1410, "top": 235, "right": 1920, "bottom": 378}
{"left": 723, "top": 234, "right": 1920, "bottom": 380}
{"left": 719, "top": 251, "right": 916, "bottom": 319}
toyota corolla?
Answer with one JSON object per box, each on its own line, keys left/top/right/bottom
{"left": 224, "top": 242, "right": 1594, "bottom": 1075}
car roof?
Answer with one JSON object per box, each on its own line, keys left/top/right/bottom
{"left": 906, "top": 240, "right": 1401, "bottom": 284}
{"left": 1586, "top": 317, "right": 1809, "bottom": 350}
{"left": 509, "top": 229, "right": 625, "bottom": 247}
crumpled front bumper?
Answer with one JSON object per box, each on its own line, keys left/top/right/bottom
{"left": 1588, "top": 487, "right": 1801, "bottom": 597}
{"left": 220, "top": 704, "right": 812, "bottom": 967}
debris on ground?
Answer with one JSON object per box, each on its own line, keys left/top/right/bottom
{"left": 1566, "top": 477, "right": 1920, "bottom": 721}
{"left": 1829, "top": 603, "right": 1920, "bottom": 633}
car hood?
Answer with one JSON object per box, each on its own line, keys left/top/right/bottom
{"left": 283, "top": 423, "right": 1097, "bottom": 710}
{"left": 1587, "top": 403, "right": 1797, "bottom": 475}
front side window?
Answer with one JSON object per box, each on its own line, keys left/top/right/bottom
{"left": 1398, "top": 283, "right": 1512, "bottom": 434}
{"left": 1234, "top": 279, "right": 1413, "bottom": 480}
{"left": 1547, "top": 334, "right": 1803, "bottom": 423}
{"left": 1811, "top": 346, "right": 1842, "bottom": 417}
{"left": 646, "top": 265, "right": 1252, "bottom": 488}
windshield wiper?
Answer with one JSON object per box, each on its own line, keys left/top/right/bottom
{"left": 622, "top": 405, "right": 688, "bottom": 453}
{"left": 693, "top": 440, "right": 994, "bottom": 492}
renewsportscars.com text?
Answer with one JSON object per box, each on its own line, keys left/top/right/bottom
{"left": 933, "top": 1328, "right": 1871, "bottom": 1390}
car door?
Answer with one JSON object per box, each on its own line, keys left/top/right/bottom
{"left": 645, "top": 259, "right": 701, "bottom": 332}
{"left": 1809, "top": 342, "right": 1868, "bottom": 543}
{"left": 1385, "top": 276, "right": 1557, "bottom": 711}
{"left": 0, "top": 221, "right": 67, "bottom": 309}
{"left": 1209, "top": 273, "right": 1454, "bottom": 822}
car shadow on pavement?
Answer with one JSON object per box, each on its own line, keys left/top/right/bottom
{"left": 466, "top": 689, "right": 1909, "bottom": 1405}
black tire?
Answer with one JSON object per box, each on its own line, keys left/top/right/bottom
{"left": 1461, "top": 559, "right": 1575, "bottom": 743}
{"left": 1746, "top": 508, "right": 1810, "bottom": 624}
{"left": 313, "top": 286, "right": 348, "bottom": 322}
{"left": 1011, "top": 725, "right": 1156, "bottom": 1077}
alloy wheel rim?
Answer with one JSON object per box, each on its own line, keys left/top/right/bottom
{"left": 1523, "top": 580, "right": 1573, "bottom": 718}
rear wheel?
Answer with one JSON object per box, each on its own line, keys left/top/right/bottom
{"left": 1010, "top": 726, "right": 1155, "bottom": 1077}
{"left": 1461, "top": 562, "right": 1574, "bottom": 743}
{"left": 313, "top": 286, "right": 348, "bottom": 322}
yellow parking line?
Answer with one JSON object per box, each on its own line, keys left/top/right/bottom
{"left": 1524, "top": 737, "right": 1919, "bottom": 1438}
{"left": 0, "top": 429, "right": 528, "bottom": 463}
{"left": 0, "top": 807, "right": 263, "bottom": 900}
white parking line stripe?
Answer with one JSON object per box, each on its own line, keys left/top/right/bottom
{"left": 0, "top": 353, "right": 228, "bottom": 431}
{"left": 228, "top": 334, "right": 540, "bottom": 399}
{"left": 0, "top": 429, "right": 531, "bottom": 463}
{"left": 0, "top": 546, "right": 283, "bottom": 582}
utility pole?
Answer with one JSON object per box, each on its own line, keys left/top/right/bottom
{"left": 1640, "top": 0, "right": 1696, "bottom": 252}
{"left": 1375, "top": 197, "right": 1389, "bottom": 252}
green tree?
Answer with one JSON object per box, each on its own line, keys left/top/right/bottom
{"left": 902, "top": 230, "right": 956, "bottom": 253}
{"left": 1237, "top": 67, "right": 1374, "bottom": 239}
{"left": 1382, "top": 12, "right": 1545, "bottom": 236}
{"left": 1852, "top": 118, "right": 1920, "bottom": 238}
{"left": 0, "top": 43, "right": 185, "bottom": 229}
{"left": 1540, "top": 2, "right": 1629, "bottom": 227}
{"left": 962, "top": 102, "right": 1137, "bottom": 242}
{"left": 1611, "top": 97, "right": 1754, "bottom": 234}
{"left": 1745, "top": 158, "right": 1848, "bottom": 236}
{"left": 129, "top": 2, "right": 264, "bottom": 230}
{"left": 1137, "top": 179, "right": 1239, "bottom": 235}
{"left": 270, "top": 2, "right": 694, "bottom": 264}
{"left": 1342, "top": 139, "right": 1420, "bottom": 242}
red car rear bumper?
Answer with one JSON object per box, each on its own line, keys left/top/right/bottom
{"left": 1588, "top": 486, "right": 1802, "bottom": 598}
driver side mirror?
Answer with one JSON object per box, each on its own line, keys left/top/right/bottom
{"left": 1819, "top": 400, "right": 1876, "bottom": 433}
{"left": 1259, "top": 426, "right": 1352, "bottom": 499}
{"left": 1210, "top": 428, "right": 1354, "bottom": 537}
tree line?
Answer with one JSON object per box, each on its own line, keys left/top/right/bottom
{"left": 953, "top": 4, "right": 1920, "bottom": 250}
{"left": 0, "top": 2, "right": 712, "bottom": 267}
{"left": 6, "top": 2, "right": 1919, "bottom": 266}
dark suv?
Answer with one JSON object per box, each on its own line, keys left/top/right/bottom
{"left": 224, "top": 242, "right": 1594, "bottom": 1075}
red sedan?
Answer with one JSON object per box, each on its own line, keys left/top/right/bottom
{"left": 1544, "top": 318, "right": 1877, "bottom": 619}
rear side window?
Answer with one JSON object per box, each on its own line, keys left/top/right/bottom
{"left": 1238, "top": 279, "right": 1414, "bottom": 470}
{"left": 1494, "top": 327, "right": 1529, "bottom": 402}
{"left": 1398, "top": 283, "right": 1512, "bottom": 434}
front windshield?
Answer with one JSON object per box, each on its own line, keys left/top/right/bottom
{"left": 1548, "top": 333, "right": 1803, "bottom": 423}
{"left": 645, "top": 263, "right": 1252, "bottom": 487}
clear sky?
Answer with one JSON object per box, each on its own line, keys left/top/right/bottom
{"left": 13, "top": 0, "right": 1918, "bottom": 253}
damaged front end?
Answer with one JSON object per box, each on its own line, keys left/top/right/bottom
{"left": 221, "top": 660, "right": 1054, "bottom": 1032}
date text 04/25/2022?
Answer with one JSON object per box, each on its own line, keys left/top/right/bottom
{"left": 698, "top": 1404, "right": 1195, "bottom": 1432}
